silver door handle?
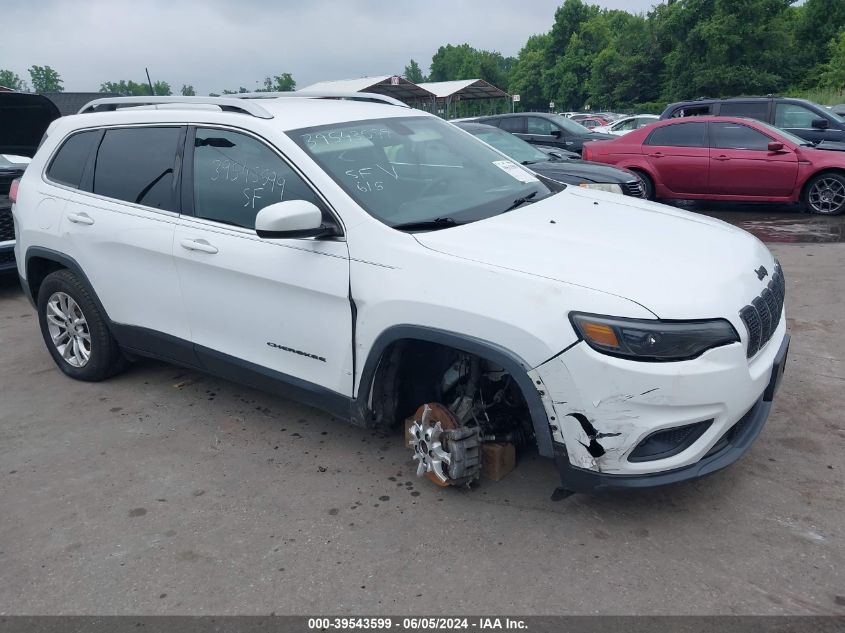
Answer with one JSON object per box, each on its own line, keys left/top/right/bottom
{"left": 180, "top": 238, "right": 218, "bottom": 254}
{"left": 67, "top": 212, "right": 94, "bottom": 225}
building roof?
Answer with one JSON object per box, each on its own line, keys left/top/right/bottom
{"left": 416, "top": 79, "right": 508, "bottom": 100}
{"left": 41, "top": 92, "right": 119, "bottom": 116}
{"left": 299, "top": 76, "right": 434, "bottom": 102}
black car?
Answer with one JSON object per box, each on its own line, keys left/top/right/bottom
{"left": 455, "top": 121, "right": 645, "bottom": 198}
{"left": 469, "top": 112, "right": 616, "bottom": 154}
{"left": 660, "top": 97, "right": 845, "bottom": 145}
{"left": 0, "top": 91, "right": 60, "bottom": 272}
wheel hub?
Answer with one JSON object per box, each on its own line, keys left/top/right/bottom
{"left": 409, "top": 404, "right": 455, "bottom": 485}
{"left": 408, "top": 403, "right": 481, "bottom": 487}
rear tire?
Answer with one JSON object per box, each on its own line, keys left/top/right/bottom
{"left": 803, "top": 172, "right": 845, "bottom": 215}
{"left": 630, "top": 169, "right": 655, "bottom": 200}
{"left": 37, "top": 269, "right": 126, "bottom": 381}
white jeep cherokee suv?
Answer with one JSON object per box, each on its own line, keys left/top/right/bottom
{"left": 12, "top": 95, "right": 789, "bottom": 494}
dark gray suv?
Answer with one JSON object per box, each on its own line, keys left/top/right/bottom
{"left": 660, "top": 97, "right": 845, "bottom": 146}
{"left": 470, "top": 112, "right": 615, "bottom": 155}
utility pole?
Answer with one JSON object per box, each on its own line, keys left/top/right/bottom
{"left": 145, "top": 68, "right": 154, "bottom": 95}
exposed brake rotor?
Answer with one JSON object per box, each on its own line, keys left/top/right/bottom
{"left": 408, "top": 403, "right": 480, "bottom": 487}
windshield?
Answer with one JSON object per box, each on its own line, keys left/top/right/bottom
{"left": 291, "top": 116, "right": 553, "bottom": 229}
{"left": 552, "top": 115, "right": 592, "bottom": 135}
{"left": 465, "top": 126, "right": 550, "bottom": 164}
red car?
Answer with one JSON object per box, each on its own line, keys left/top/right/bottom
{"left": 582, "top": 115, "right": 845, "bottom": 214}
{"left": 571, "top": 114, "right": 611, "bottom": 129}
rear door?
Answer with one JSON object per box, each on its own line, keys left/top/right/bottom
{"left": 715, "top": 100, "right": 771, "bottom": 124}
{"left": 642, "top": 122, "right": 709, "bottom": 195}
{"left": 57, "top": 126, "right": 192, "bottom": 355}
{"left": 707, "top": 121, "right": 798, "bottom": 198}
{"left": 496, "top": 116, "right": 527, "bottom": 138}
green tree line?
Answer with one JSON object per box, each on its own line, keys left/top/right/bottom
{"left": 0, "top": 66, "right": 296, "bottom": 98}
{"left": 403, "top": 0, "right": 845, "bottom": 113}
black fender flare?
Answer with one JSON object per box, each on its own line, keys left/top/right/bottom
{"left": 23, "top": 247, "right": 111, "bottom": 318}
{"left": 352, "top": 325, "right": 554, "bottom": 458}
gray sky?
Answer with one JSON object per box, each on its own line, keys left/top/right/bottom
{"left": 2, "top": 0, "right": 660, "bottom": 94}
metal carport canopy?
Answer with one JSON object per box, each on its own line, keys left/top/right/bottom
{"left": 416, "top": 79, "right": 509, "bottom": 100}
{"left": 299, "top": 76, "right": 434, "bottom": 102}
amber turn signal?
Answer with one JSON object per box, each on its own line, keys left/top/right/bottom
{"left": 580, "top": 322, "right": 620, "bottom": 348}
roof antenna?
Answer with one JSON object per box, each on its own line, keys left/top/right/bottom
{"left": 145, "top": 68, "right": 155, "bottom": 96}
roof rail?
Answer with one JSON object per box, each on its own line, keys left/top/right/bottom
{"left": 77, "top": 96, "right": 274, "bottom": 119}
{"left": 233, "top": 90, "right": 410, "bottom": 108}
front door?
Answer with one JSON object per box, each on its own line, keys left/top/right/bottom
{"left": 708, "top": 121, "right": 798, "bottom": 198}
{"left": 524, "top": 116, "right": 571, "bottom": 149}
{"left": 173, "top": 126, "right": 352, "bottom": 399}
{"left": 775, "top": 102, "right": 845, "bottom": 144}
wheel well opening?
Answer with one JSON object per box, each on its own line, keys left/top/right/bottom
{"left": 802, "top": 168, "right": 845, "bottom": 198}
{"left": 26, "top": 257, "right": 66, "bottom": 300}
{"left": 368, "top": 339, "right": 537, "bottom": 449}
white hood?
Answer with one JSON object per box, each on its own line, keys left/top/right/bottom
{"left": 413, "top": 188, "right": 775, "bottom": 320}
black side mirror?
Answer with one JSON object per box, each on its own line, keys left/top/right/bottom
{"left": 812, "top": 118, "right": 830, "bottom": 130}
{"left": 550, "top": 129, "right": 562, "bottom": 138}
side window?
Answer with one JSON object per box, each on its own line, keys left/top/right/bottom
{"left": 46, "top": 130, "right": 100, "bottom": 188}
{"left": 191, "top": 128, "right": 322, "bottom": 230}
{"left": 775, "top": 103, "right": 821, "bottom": 129}
{"left": 92, "top": 127, "right": 181, "bottom": 211}
{"left": 710, "top": 122, "right": 772, "bottom": 151}
{"left": 718, "top": 102, "right": 769, "bottom": 121}
{"left": 670, "top": 104, "right": 712, "bottom": 118}
{"left": 616, "top": 119, "right": 637, "bottom": 131}
{"left": 526, "top": 117, "right": 554, "bottom": 135}
{"left": 646, "top": 122, "right": 706, "bottom": 147}
{"left": 499, "top": 117, "right": 524, "bottom": 133}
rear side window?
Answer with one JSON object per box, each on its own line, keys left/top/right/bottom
{"left": 718, "top": 102, "right": 769, "bottom": 121}
{"left": 46, "top": 130, "right": 99, "bottom": 188}
{"left": 499, "top": 117, "right": 525, "bottom": 133}
{"left": 710, "top": 122, "right": 772, "bottom": 150}
{"left": 191, "top": 128, "right": 323, "bottom": 230}
{"left": 669, "top": 104, "right": 711, "bottom": 118}
{"left": 92, "top": 127, "right": 181, "bottom": 211}
{"left": 646, "top": 122, "right": 706, "bottom": 147}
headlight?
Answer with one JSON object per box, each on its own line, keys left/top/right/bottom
{"left": 570, "top": 313, "right": 739, "bottom": 361}
{"left": 579, "top": 183, "right": 623, "bottom": 194}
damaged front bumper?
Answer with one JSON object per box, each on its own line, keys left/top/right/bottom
{"left": 530, "top": 321, "right": 789, "bottom": 493}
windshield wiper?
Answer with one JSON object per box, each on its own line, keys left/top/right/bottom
{"left": 501, "top": 191, "right": 538, "bottom": 213}
{"left": 521, "top": 159, "right": 544, "bottom": 165}
{"left": 391, "top": 217, "right": 463, "bottom": 231}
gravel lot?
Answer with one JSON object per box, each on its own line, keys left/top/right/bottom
{"left": 0, "top": 210, "right": 843, "bottom": 615}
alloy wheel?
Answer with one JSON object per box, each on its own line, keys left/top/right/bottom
{"left": 45, "top": 291, "right": 91, "bottom": 368}
{"left": 808, "top": 177, "right": 845, "bottom": 214}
